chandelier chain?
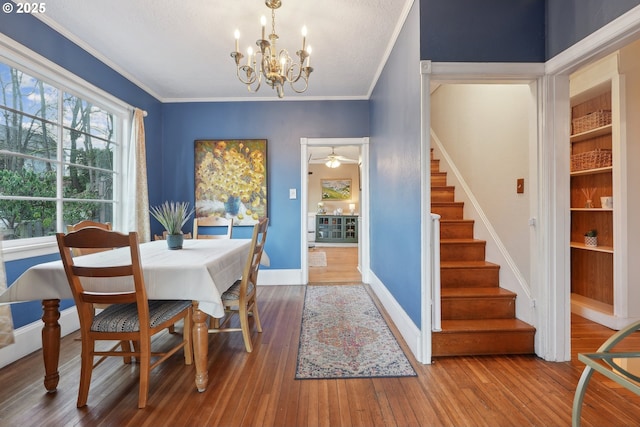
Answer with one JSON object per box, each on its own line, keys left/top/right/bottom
{"left": 271, "top": 9, "right": 276, "bottom": 37}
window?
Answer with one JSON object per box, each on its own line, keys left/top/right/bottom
{"left": 0, "top": 40, "right": 129, "bottom": 247}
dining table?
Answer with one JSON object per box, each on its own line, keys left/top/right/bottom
{"left": 0, "top": 238, "right": 256, "bottom": 394}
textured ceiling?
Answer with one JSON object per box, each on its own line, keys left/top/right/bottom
{"left": 24, "top": 0, "right": 412, "bottom": 102}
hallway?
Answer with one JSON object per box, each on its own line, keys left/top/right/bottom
{"left": 308, "top": 245, "right": 361, "bottom": 283}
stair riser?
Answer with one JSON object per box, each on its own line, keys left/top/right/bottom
{"left": 441, "top": 267, "right": 499, "bottom": 288}
{"left": 440, "top": 221, "right": 474, "bottom": 239}
{"left": 431, "top": 188, "right": 455, "bottom": 202}
{"left": 431, "top": 159, "right": 440, "bottom": 172}
{"left": 432, "top": 331, "right": 535, "bottom": 357}
{"left": 441, "top": 298, "right": 515, "bottom": 320}
{"left": 431, "top": 204, "right": 464, "bottom": 220}
{"left": 432, "top": 174, "right": 447, "bottom": 186}
{"left": 440, "top": 243, "right": 485, "bottom": 262}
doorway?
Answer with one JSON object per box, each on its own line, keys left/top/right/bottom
{"left": 300, "top": 138, "right": 370, "bottom": 285}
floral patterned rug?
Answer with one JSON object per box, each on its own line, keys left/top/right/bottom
{"left": 295, "top": 284, "right": 417, "bottom": 379}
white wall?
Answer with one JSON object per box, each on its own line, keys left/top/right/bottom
{"left": 430, "top": 84, "right": 532, "bottom": 297}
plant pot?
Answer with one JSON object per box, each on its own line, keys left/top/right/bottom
{"left": 166, "top": 233, "right": 184, "bottom": 250}
{"left": 584, "top": 236, "right": 598, "bottom": 247}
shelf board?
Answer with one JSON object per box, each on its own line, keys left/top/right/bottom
{"left": 571, "top": 293, "right": 613, "bottom": 315}
{"left": 570, "top": 207, "right": 613, "bottom": 212}
{"left": 570, "top": 242, "right": 613, "bottom": 253}
{"left": 570, "top": 166, "right": 613, "bottom": 176}
{"left": 570, "top": 124, "right": 612, "bottom": 142}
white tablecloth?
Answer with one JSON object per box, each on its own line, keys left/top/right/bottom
{"left": 0, "top": 239, "right": 253, "bottom": 318}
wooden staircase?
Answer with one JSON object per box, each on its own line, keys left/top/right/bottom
{"left": 430, "top": 152, "right": 535, "bottom": 357}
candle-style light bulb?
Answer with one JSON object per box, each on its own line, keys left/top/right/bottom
{"left": 261, "top": 16, "right": 266, "bottom": 40}
{"left": 247, "top": 46, "right": 253, "bottom": 66}
{"left": 301, "top": 25, "right": 307, "bottom": 51}
{"left": 234, "top": 29, "right": 240, "bottom": 52}
{"left": 280, "top": 57, "right": 286, "bottom": 76}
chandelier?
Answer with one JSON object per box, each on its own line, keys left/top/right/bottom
{"left": 231, "top": 0, "right": 313, "bottom": 98}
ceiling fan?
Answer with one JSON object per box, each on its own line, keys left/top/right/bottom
{"left": 309, "top": 147, "right": 358, "bottom": 168}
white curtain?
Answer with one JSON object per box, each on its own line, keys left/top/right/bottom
{"left": 0, "top": 239, "right": 15, "bottom": 349}
{"left": 123, "top": 108, "right": 150, "bottom": 242}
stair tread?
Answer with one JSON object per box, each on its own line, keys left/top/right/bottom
{"left": 439, "top": 318, "right": 535, "bottom": 332}
{"left": 440, "top": 260, "right": 499, "bottom": 268}
{"left": 441, "top": 238, "right": 486, "bottom": 244}
{"left": 439, "top": 219, "right": 474, "bottom": 223}
{"left": 441, "top": 287, "right": 516, "bottom": 298}
{"left": 432, "top": 201, "right": 463, "bottom": 205}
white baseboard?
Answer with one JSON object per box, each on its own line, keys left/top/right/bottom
{"left": 368, "top": 272, "right": 422, "bottom": 362}
{"left": 0, "top": 306, "right": 79, "bottom": 369}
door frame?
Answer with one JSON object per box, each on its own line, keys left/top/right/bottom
{"left": 300, "top": 137, "right": 370, "bottom": 284}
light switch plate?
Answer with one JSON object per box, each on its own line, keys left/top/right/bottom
{"left": 289, "top": 188, "right": 297, "bottom": 199}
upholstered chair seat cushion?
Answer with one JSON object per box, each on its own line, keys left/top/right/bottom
{"left": 91, "top": 300, "right": 192, "bottom": 333}
{"left": 221, "top": 279, "right": 254, "bottom": 302}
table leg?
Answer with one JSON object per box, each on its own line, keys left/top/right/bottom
{"left": 42, "top": 299, "right": 61, "bottom": 393}
{"left": 192, "top": 302, "right": 209, "bottom": 392}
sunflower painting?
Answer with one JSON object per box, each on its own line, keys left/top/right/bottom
{"left": 195, "top": 139, "right": 267, "bottom": 226}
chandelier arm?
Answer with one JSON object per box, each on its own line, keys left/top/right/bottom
{"left": 247, "top": 77, "right": 262, "bottom": 93}
{"left": 236, "top": 64, "right": 258, "bottom": 85}
{"left": 289, "top": 75, "right": 309, "bottom": 94}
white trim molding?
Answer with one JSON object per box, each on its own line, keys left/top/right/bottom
{"left": 369, "top": 271, "right": 421, "bottom": 361}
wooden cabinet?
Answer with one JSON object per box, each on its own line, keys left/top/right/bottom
{"left": 569, "top": 53, "right": 627, "bottom": 329}
{"left": 316, "top": 215, "right": 358, "bottom": 243}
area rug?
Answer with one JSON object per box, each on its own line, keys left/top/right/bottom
{"left": 308, "top": 251, "right": 327, "bottom": 267}
{"left": 295, "top": 285, "right": 417, "bottom": 379}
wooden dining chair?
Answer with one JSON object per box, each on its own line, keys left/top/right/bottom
{"left": 208, "top": 217, "right": 268, "bottom": 352}
{"left": 67, "top": 220, "right": 116, "bottom": 314}
{"left": 56, "top": 227, "right": 193, "bottom": 409}
{"left": 193, "top": 216, "right": 233, "bottom": 239}
{"left": 67, "top": 220, "right": 112, "bottom": 256}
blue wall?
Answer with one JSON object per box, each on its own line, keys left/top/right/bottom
{"left": 159, "top": 101, "right": 369, "bottom": 269}
{"left": 420, "top": 0, "right": 545, "bottom": 62}
{"left": 546, "top": 0, "right": 640, "bottom": 58}
{"left": 369, "top": 1, "right": 422, "bottom": 326}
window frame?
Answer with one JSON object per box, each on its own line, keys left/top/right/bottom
{"left": 0, "top": 34, "right": 131, "bottom": 261}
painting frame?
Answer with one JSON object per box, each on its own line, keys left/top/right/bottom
{"left": 194, "top": 139, "right": 267, "bottom": 226}
{"left": 321, "top": 178, "right": 352, "bottom": 201}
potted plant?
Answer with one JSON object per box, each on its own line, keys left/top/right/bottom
{"left": 584, "top": 229, "right": 598, "bottom": 247}
{"left": 150, "top": 201, "right": 194, "bottom": 249}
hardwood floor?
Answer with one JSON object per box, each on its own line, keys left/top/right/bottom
{"left": 1, "top": 285, "right": 639, "bottom": 426}
{"left": 308, "top": 245, "right": 361, "bottom": 283}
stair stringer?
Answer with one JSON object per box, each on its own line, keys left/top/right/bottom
{"left": 431, "top": 130, "right": 535, "bottom": 327}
